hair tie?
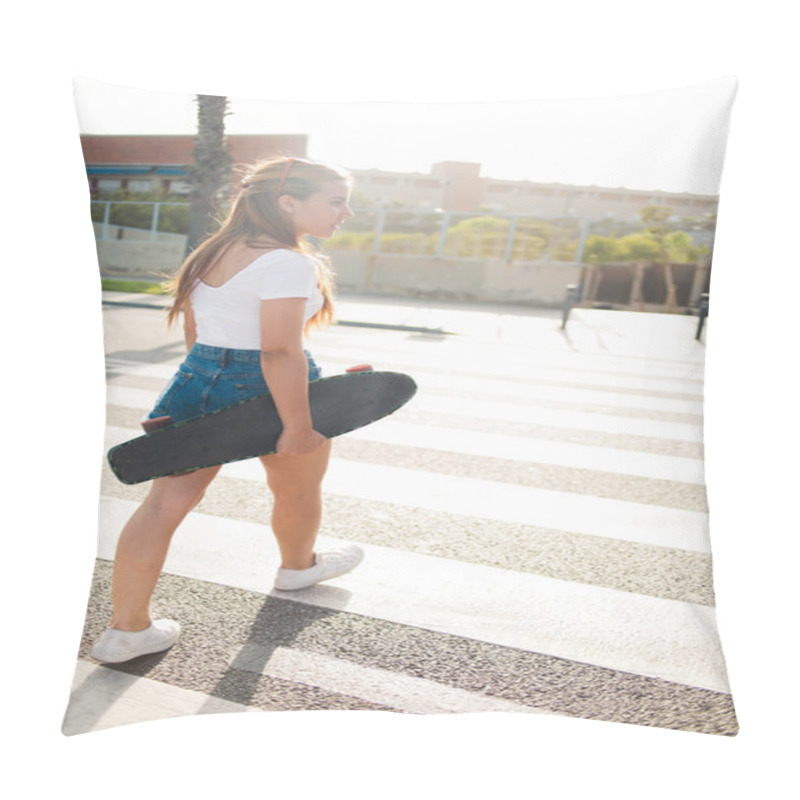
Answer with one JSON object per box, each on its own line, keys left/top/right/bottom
{"left": 240, "top": 179, "right": 251, "bottom": 189}
{"left": 276, "top": 157, "right": 295, "bottom": 196}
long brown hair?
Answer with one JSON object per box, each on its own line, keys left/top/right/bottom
{"left": 167, "top": 157, "right": 352, "bottom": 333}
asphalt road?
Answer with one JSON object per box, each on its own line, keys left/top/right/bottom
{"left": 63, "top": 298, "right": 737, "bottom": 737}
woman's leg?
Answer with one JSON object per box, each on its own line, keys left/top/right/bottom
{"left": 109, "top": 465, "right": 221, "bottom": 630}
{"left": 260, "top": 440, "right": 332, "bottom": 569}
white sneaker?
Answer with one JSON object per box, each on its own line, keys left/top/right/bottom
{"left": 274, "top": 545, "right": 364, "bottom": 591}
{"left": 91, "top": 619, "right": 180, "bottom": 663}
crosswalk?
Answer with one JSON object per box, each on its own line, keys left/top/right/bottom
{"left": 63, "top": 316, "right": 738, "bottom": 736}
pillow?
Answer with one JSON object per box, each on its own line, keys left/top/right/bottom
{"left": 62, "top": 75, "right": 738, "bottom": 737}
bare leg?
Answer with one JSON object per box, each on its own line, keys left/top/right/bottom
{"left": 110, "top": 466, "right": 221, "bottom": 630}
{"left": 260, "top": 440, "right": 332, "bottom": 569}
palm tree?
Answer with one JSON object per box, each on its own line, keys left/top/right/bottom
{"left": 185, "top": 94, "right": 232, "bottom": 255}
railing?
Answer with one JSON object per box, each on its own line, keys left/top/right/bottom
{"left": 323, "top": 209, "right": 592, "bottom": 262}
{"left": 91, "top": 200, "right": 191, "bottom": 243}
{"left": 90, "top": 200, "right": 593, "bottom": 262}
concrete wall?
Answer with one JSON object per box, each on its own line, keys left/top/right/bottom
{"left": 95, "top": 239, "right": 187, "bottom": 276}
{"left": 95, "top": 239, "right": 582, "bottom": 306}
{"left": 332, "top": 252, "right": 580, "bottom": 306}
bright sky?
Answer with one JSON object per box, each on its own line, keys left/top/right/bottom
{"left": 74, "top": 75, "right": 736, "bottom": 195}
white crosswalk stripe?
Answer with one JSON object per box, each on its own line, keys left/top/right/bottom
{"left": 231, "top": 645, "right": 554, "bottom": 715}
{"left": 96, "top": 495, "right": 727, "bottom": 691}
{"left": 104, "top": 383, "right": 704, "bottom": 483}
{"left": 104, "top": 425, "right": 710, "bottom": 552}
{"left": 62, "top": 660, "right": 256, "bottom": 735}
{"left": 104, "top": 374, "right": 705, "bottom": 440}
{"left": 68, "top": 314, "right": 735, "bottom": 735}
{"left": 340, "top": 419, "right": 705, "bottom": 483}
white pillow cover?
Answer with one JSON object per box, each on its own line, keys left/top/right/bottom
{"left": 62, "top": 76, "right": 738, "bottom": 737}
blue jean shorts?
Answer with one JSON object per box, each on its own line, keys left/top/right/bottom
{"left": 148, "top": 343, "right": 322, "bottom": 424}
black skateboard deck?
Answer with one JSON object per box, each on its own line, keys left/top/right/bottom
{"left": 107, "top": 368, "right": 417, "bottom": 484}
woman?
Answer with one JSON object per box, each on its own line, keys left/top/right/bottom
{"left": 92, "top": 157, "right": 363, "bottom": 664}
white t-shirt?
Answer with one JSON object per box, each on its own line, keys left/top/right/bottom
{"left": 190, "top": 249, "right": 324, "bottom": 349}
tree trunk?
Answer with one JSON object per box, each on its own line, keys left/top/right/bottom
{"left": 185, "top": 95, "right": 232, "bottom": 256}
{"left": 663, "top": 261, "right": 678, "bottom": 312}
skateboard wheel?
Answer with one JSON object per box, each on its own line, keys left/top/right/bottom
{"left": 346, "top": 364, "right": 373, "bottom": 373}
{"left": 141, "top": 415, "right": 173, "bottom": 433}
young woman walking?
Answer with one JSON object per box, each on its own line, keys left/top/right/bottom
{"left": 92, "top": 157, "right": 363, "bottom": 663}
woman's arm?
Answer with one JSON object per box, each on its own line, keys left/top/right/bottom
{"left": 259, "top": 297, "right": 325, "bottom": 456}
{"left": 183, "top": 302, "right": 197, "bottom": 352}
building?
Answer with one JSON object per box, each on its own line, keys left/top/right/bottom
{"left": 81, "top": 134, "right": 718, "bottom": 223}
{"left": 80, "top": 134, "right": 308, "bottom": 197}
{"left": 350, "top": 162, "right": 718, "bottom": 222}
{"left": 84, "top": 135, "right": 716, "bottom": 312}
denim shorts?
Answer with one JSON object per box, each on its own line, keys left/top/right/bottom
{"left": 148, "top": 343, "right": 322, "bottom": 424}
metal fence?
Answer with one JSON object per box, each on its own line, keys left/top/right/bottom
{"left": 89, "top": 200, "right": 712, "bottom": 265}
{"left": 323, "top": 209, "right": 593, "bottom": 262}
{"left": 91, "top": 200, "right": 191, "bottom": 242}
{"left": 89, "top": 200, "right": 595, "bottom": 261}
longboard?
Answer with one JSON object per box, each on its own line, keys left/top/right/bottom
{"left": 107, "top": 367, "right": 416, "bottom": 484}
